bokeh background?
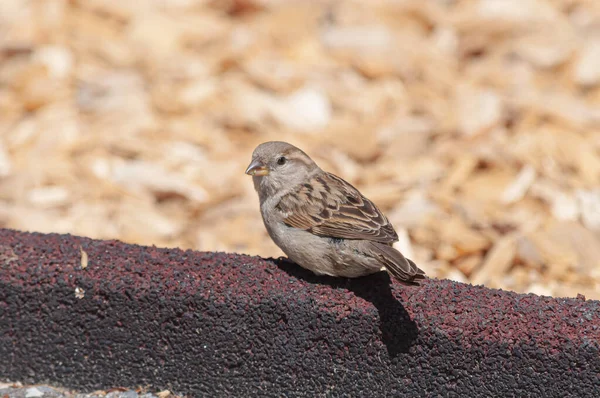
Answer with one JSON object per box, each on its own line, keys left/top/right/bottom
{"left": 1, "top": 0, "right": 599, "bottom": 299}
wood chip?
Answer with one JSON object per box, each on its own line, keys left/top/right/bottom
{"left": 454, "top": 254, "right": 482, "bottom": 277}
{"left": 501, "top": 165, "right": 536, "bottom": 204}
{"left": 470, "top": 236, "right": 517, "bottom": 286}
{"left": 80, "top": 246, "right": 88, "bottom": 269}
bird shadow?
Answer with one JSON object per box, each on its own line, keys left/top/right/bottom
{"left": 271, "top": 257, "right": 419, "bottom": 358}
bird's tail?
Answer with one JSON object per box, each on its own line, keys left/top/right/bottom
{"left": 369, "top": 242, "right": 426, "bottom": 286}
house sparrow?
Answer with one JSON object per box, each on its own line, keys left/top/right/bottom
{"left": 245, "top": 141, "right": 425, "bottom": 285}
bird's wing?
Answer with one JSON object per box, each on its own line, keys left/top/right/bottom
{"left": 275, "top": 172, "right": 398, "bottom": 244}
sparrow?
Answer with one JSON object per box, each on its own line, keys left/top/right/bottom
{"left": 245, "top": 141, "right": 425, "bottom": 285}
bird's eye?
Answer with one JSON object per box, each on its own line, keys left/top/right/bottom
{"left": 277, "top": 156, "right": 287, "bottom": 165}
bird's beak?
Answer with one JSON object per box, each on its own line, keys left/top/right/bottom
{"left": 245, "top": 159, "right": 270, "bottom": 176}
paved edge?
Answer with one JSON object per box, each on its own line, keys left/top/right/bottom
{"left": 0, "top": 228, "right": 599, "bottom": 397}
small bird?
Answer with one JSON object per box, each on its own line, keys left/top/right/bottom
{"left": 245, "top": 141, "right": 425, "bottom": 285}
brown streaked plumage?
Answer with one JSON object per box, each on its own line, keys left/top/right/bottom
{"left": 246, "top": 141, "right": 425, "bottom": 285}
{"left": 276, "top": 172, "right": 398, "bottom": 244}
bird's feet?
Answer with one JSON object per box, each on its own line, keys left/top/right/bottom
{"left": 275, "top": 256, "right": 294, "bottom": 265}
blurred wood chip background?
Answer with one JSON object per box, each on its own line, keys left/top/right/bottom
{"left": 1, "top": 0, "right": 599, "bottom": 299}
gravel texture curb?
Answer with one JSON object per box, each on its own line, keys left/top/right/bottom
{"left": 0, "top": 382, "right": 171, "bottom": 398}
{"left": 1, "top": 228, "right": 599, "bottom": 397}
